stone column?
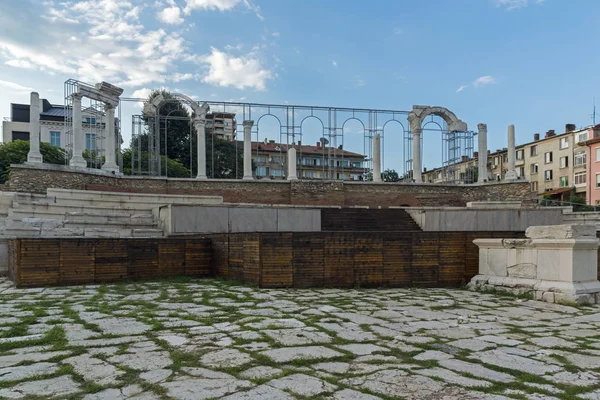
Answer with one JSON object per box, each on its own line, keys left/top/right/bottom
{"left": 194, "top": 118, "right": 207, "bottom": 180}
{"left": 372, "top": 134, "right": 382, "bottom": 182}
{"left": 287, "top": 147, "right": 297, "bottom": 180}
{"left": 477, "top": 123, "right": 488, "bottom": 183}
{"left": 243, "top": 120, "right": 254, "bottom": 180}
{"left": 27, "top": 92, "right": 43, "bottom": 164}
{"left": 101, "top": 104, "right": 119, "bottom": 173}
{"left": 412, "top": 129, "right": 422, "bottom": 183}
{"left": 505, "top": 124, "right": 518, "bottom": 180}
{"left": 69, "top": 93, "right": 87, "bottom": 168}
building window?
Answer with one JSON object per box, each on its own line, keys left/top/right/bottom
{"left": 270, "top": 169, "right": 283, "bottom": 177}
{"left": 530, "top": 145, "right": 538, "bottom": 156}
{"left": 559, "top": 156, "right": 568, "bottom": 168}
{"left": 517, "top": 166, "right": 525, "bottom": 177}
{"left": 531, "top": 181, "right": 538, "bottom": 192}
{"left": 255, "top": 156, "right": 266, "bottom": 163}
{"left": 575, "top": 172, "right": 586, "bottom": 185}
{"left": 256, "top": 166, "right": 267, "bottom": 176}
{"left": 578, "top": 131, "right": 588, "bottom": 143}
{"left": 50, "top": 131, "right": 60, "bottom": 147}
{"left": 516, "top": 150, "right": 524, "bottom": 160}
{"left": 503, "top": 154, "right": 508, "bottom": 163}
{"left": 596, "top": 173, "right": 600, "bottom": 188}
{"left": 544, "top": 152, "right": 553, "bottom": 163}
{"left": 574, "top": 151, "right": 586, "bottom": 166}
{"left": 352, "top": 161, "right": 362, "bottom": 168}
{"left": 12, "top": 131, "right": 30, "bottom": 141}
{"left": 530, "top": 163, "right": 538, "bottom": 174}
{"left": 560, "top": 137, "right": 569, "bottom": 149}
{"left": 596, "top": 148, "right": 600, "bottom": 162}
{"left": 560, "top": 176, "right": 569, "bottom": 187}
{"left": 494, "top": 157, "right": 499, "bottom": 166}
{"left": 544, "top": 170, "right": 553, "bottom": 181}
{"left": 85, "top": 117, "right": 96, "bottom": 124}
{"left": 85, "top": 133, "right": 96, "bottom": 151}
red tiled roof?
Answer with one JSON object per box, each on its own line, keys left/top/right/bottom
{"left": 250, "top": 141, "right": 365, "bottom": 158}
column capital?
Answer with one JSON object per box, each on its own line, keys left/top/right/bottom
{"left": 243, "top": 120, "right": 254, "bottom": 127}
{"left": 72, "top": 92, "right": 83, "bottom": 101}
{"left": 193, "top": 117, "right": 206, "bottom": 125}
{"left": 412, "top": 129, "right": 422, "bottom": 135}
{"left": 477, "top": 123, "right": 487, "bottom": 133}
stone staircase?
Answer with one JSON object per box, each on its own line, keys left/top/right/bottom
{"left": 0, "top": 188, "right": 223, "bottom": 239}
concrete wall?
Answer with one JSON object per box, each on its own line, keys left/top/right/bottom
{"left": 405, "top": 208, "right": 565, "bottom": 231}
{"left": 8, "top": 163, "right": 534, "bottom": 208}
{"left": 163, "top": 205, "right": 321, "bottom": 234}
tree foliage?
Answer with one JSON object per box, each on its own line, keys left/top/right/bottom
{"left": 381, "top": 169, "right": 400, "bottom": 182}
{"left": 0, "top": 140, "right": 67, "bottom": 183}
{"left": 121, "top": 149, "right": 190, "bottom": 178}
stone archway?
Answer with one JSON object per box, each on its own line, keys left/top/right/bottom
{"left": 407, "top": 105, "right": 468, "bottom": 183}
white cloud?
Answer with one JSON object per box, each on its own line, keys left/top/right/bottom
{"left": 352, "top": 75, "right": 365, "bottom": 88}
{"left": 0, "top": 80, "right": 33, "bottom": 93}
{"left": 5, "top": 59, "right": 35, "bottom": 69}
{"left": 201, "top": 47, "right": 273, "bottom": 90}
{"left": 183, "top": 0, "right": 263, "bottom": 19}
{"left": 272, "top": 32, "right": 280, "bottom": 37}
{"left": 332, "top": 60, "right": 338, "bottom": 68}
{"left": 157, "top": 6, "right": 184, "bottom": 24}
{"left": 131, "top": 87, "right": 152, "bottom": 99}
{"left": 496, "top": 0, "right": 545, "bottom": 10}
{"left": 170, "top": 72, "right": 196, "bottom": 82}
{"left": 472, "top": 75, "right": 496, "bottom": 87}
{"left": 456, "top": 75, "right": 496, "bottom": 93}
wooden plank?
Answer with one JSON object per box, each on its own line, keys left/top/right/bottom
{"left": 185, "top": 239, "right": 211, "bottom": 277}
{"left": 383, "top": 232, "right": 412, "bottom": 287}
{"left": 60, "top": 239, "right": 95, "bottom": 285}
{"left": 411, "top": 233, "right": 439, "bottom": 286}
{"left": 95, "top": 239, "right": 128, "bottom": 282}
{"left": 261, "top": 233, "right": 293, "bottom": 288}
{"left": 353, "top": 233, "right": 383, "bottom": 287}
{"left": 293, "top": 232, "right": 324, "bottom": 288}
{"left": 18, "top": 239, "right": 60, "bottom": 287}
{"left": 324, "top": 233, "right": 354, "bottom": 287}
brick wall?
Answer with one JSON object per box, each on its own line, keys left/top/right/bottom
{"left": 7, "top": 164, "right": 533, "bottom": 207}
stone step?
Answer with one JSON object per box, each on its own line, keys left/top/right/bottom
{"left": 64, "top": 220, "right": 157, "bottom": 229}
{"left": 132, "top": 228, "right": 164, "bottom": 237}
{"left": 9, "top": 204, "right": 154, "bottom": 219}
{"left": 5, "top": 218, "right": 63, "bottom": 230}
{"left": 64, "top": 213, "right": 155, "bottom": 224}
{"left": 14, "top": 193, "right": 56, "bottom": 205}
{"left": 47, "top": 188, "right": 223, "bottom": 207}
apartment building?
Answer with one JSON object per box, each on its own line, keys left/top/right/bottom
{"left": 423, "top": 124, "right": 600, "bottom": 203}
{"left": 251, "top": 140, "right": 366, "bottom": 180}
{"left": 205, "top": 112, "right": 236, "bottom": 141}
{"left": 2, "top": 100, "right": 118, "bottom": 154}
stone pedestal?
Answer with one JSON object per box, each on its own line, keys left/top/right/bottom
{"left": 477, "top": 123, "right": 488, "bottom": 183}
{"left": 504, "top": 124, "right": 518, "bottom": 181}
{"left": 101, "top": 104, "right": 119, "bottom": 174}
{"left": 412, "top": 129, "right": 422, "bottom": 183}
{"left": 468, "top": 224, "right": 600, "bottom": 304}
{"left": 27, "top": 92, "right": 43, "bottom": 164}
{"left": 243, "top": 120, "right": 254, "bottom": 180}
{"left": 69, "top": 94, "right": 87, "bottom": 168}
{"left": 372, "top": 134, "right": 382, "bottom": 182}
{"left": 195, "top": 119, "right": 207, "bottom": 180}
{"left": 287, "top": 147, "right": 297, "bottom": 180}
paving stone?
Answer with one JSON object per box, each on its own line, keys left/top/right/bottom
{"left": 524, "top": 382, "right": 563, "bottom": 394}
{"left": 0, "top": 362, "right": 57, "bottom": 382}
{"left": 261, "top": 346, "right": 343, "bottom": 363}
{"left": 162, "top": 370, "right": 252, "bottom": 399}
{"left": 476, "top": 350, "right": 563, "bottom": 374}
{"left": 548, "top": 370, "right": 600, "bottom": 386}
{"left": 95, "top": 317, "right": 150, "bottom": 335}
{"left": 158, "top": 334, "right": 189, "bottom": 347}
{"left": 0, "top": 334, "right": 42, "bottom": 344}
{"left": 326, "top": 389, "right": 383, "bottom": 400}
{"left": 139, "top": 368, "right": 173, "bottom": 384}
{"left": 201, "top": 348, "right": 253, "bottom": 368}
{"left": 448, "top": 338, "right": 496, "bottom": 351}
{"left": 475, "top": 335, "right": 522, "bottom": 346}
{"left": 109, "top": 350, "right": 172, "bottom": 371}
{"left": 439, "top": 358, "right": 515, "bottom": 383}
{"left": 0, "top": 375, "right": 80, "bottom": 399}
{"left": 581, "top": 389, "right": 600, "bottom": 400}
{"left": 529, "top": 336, "right": 576, "bottom": 348}
{"left": 63, "top": 354, "right": 123, "bottom": 385}
{"left": 341, "top": 370, "right": 447, "bottom": 398}
{"left": 0, "top": 350, "right": 71, "bottom": 368}
{"left": 267, "top": 373, "right": 337, "bottom": 396}
{"left": 415, "top": 367, "right": 492, "bottom": 387}
{"left": 240, "top": 366, "right": 282, "bottom": 380}
{"left": 336, "top": 343, "right": 388, "bottom": 355}
{"left": 263, "top": 327, "right": 331, "bottom": 345}
{"left": 221, "top": 385, "right": 294, "bottom": 400}
{"left": 414, "top": 350, "right": 453, "bottom": 361}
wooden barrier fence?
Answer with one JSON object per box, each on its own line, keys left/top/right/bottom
{"left": 8, "top": 238, "right": 212, "bottom": 288}
{"left": 211, "top": 231, "right": 525, "bottom": 288}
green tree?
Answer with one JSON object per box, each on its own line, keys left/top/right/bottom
{"left": 121, "top": 149, "right": 190, "bottom": 178}
{"left": 381, "top": 169, "right": 399, "bottom": 182}
{"left": 0, "top": 140, "right": 67, "bottom": 183}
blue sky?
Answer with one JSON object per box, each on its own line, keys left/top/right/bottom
{"left": 1, "top": 0, "right": 599, "bottom": 173}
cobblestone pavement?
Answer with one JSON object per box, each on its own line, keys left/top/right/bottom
{"left": 2, "top": 278, "right": 600, "bottom": 400}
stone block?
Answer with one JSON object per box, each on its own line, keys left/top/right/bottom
{"left": 526, "top": 224, "right": 596, "bottom": 239}
{"left": 507, "top": 263, "right": 537, "bottom": 279}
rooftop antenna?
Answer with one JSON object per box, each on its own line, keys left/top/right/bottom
{"left": 593, "top": 98, "right": 599, "bottom": 125}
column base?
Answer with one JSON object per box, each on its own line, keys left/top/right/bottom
{"left": 69, "top": 156, "right": 87, "bottom": 168}
{"left": 504, "top": 171, "right": 518, "bottom": 181}
{"left": 243, "top": 175, "right": 254, "bottom": 180}
{"left": 196, "top": 174, "right": 207, "bottom": 180}
{"left": 27, "top": 152, "right": 43, "bottom": 164}
{"left": 287, "top": 176, "right": 298, "bottom": 181}
{"left": 101, "top": 162, "right": 120, "bottom": 174}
